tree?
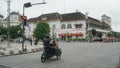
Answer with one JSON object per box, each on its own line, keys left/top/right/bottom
{"left": 33, "top": 22, "right": 50, "bottom": 45}
{"left": 91, "top": 29, "right": 97, "bottom": 36}
{"left": 9, "top": 25, "right": 22, "bottom": 39}
{"left": 0, "top": 26, "right": 7, "bottom": 38}
{"left": 97, "top": 32, "right": 103, "bottom": 38}
{"left": 107, "top": 31, "right": 120, "bottom": 38}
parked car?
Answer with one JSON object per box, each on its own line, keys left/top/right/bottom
{"left": 93, "top": 38, "right": 103, "bottom": 42}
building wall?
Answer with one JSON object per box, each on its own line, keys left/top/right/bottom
{"left": 0, "top": 17, "right": 4, "bottom": 26}
{"left": 89, "top": 23, "right": 111, "bottom": 38}
{"left": 42, "top": 20, "right": 87, "bottom": 39}
{"left": 29, "top": 22, "right": 36, "bottom": 33}
{"left": 28, "top": 19, "right": 111, "bottom": 40}
{"left": 10, "top": 15, "right": 19, "bottom": 22}
{"left": 60, "top": 20, "right": 86, "bottom": 38}
{"left": 10, "top": 14, "right": 22, "bottom": 26}
{"left": 2, "top": 14, "right": 22, "bottom": 27}
{"left": 47, "top": 20, "right": 61, "bottom": 38}
{"left": 101, "top": 15, "right": 111, "bottom": 27}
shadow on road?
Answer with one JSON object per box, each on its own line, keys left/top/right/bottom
{"left": 0, "top": 65, "right": 11, "bottom": 68}
{"left": 44, "top": 57, "right": 60, "bottom": 63}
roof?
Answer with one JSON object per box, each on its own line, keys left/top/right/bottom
{"left": 10, "top": 11, "right": 20, "bottom": 15}
{"left": 61, "top": 12, "right": 85, "bottom": 21}
{"left": 88, "top": 17, "right": 110, "bottom": 28}
{"left": 88, "top": 17, "right": 102, "bottom": 26}
{"left": 102, "top": 22, "right": 111, "bottom": 28}
{"left": 28, "top": 17, "right": 39, "bottom": 23}
{"left": 28, "top": 12, "right": 111, "bottom": 28}
{"left": 39, "top": 12, "right": 62, "bottom": 21}
{"left": 102, "top": 14, "right": 111, "bottom": 19}
{"left": 0, "top": 14, "right": 4, "bottom": 18}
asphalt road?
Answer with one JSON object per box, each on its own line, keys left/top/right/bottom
{"left": 0, "top": 42, "right": 120, "bottom": 68}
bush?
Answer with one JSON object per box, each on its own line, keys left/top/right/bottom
{"left": 18, "top": 50, "right": 23, "bottom": 54}
{"left": 68, "top": 38, "right": 87, "bottom": 42}
{"left": 0, "top": 50, "right": 5, "bottom": 55}
{"left": 9, "top": 50, "right": 14, "bottom": 55}
{"left": 31, "top": 48, "right": 36, "bottom": 52}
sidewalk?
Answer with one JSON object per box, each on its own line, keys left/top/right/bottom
{"left": 0, "top": 41, "right": 44, "bottom": 57}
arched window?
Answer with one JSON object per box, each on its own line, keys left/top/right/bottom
{"left": 61, "top": 24, "right": 66, "bottom": 29}
{"left": 67, "top": 24, "right": 72, "bottom": 29}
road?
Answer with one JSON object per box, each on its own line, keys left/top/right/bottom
{"left": 0, "top": 42, "right": 120, "bottom": 68}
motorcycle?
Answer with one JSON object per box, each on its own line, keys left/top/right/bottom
{"left": 41, "top": 48, "right": 62, "bottom": 63}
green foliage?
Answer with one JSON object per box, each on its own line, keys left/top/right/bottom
{"left": 33, "top": 22, "right": 50, "bottom": 40}
{"left": 91, "top": 29, "right": 96, "bottom": 36}
{"left": 108, "top": 31, "right": 120, "bottom": 38}
{"left": 97, "top": 32, "right": 103, "bottom": 38}
{"left": 90, "top": 29, "right": 103, "bottom": 38}
{"left": 0, "top": 25, "right": 22, "bottom": 39}
{"left": 68, "top": 38, "right": 87, "bottom": 42}
{"left": 0, "top": 26, "right": 7, "bottom": 38}
{"left": 9, "top": 25, "right": 22, "bottom": 39}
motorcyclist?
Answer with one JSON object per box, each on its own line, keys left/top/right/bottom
{"left": 43, "top": 34, "right": 52, "bottom": 54}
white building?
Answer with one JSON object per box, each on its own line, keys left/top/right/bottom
{"left": 28, "top": 12, "right": 112, "bottom": 40}
{"left": 2, "top": 11, "right": 23, "bottom": 27}
{"left": 9, "top": 11, "right": 23, "bottom": 26}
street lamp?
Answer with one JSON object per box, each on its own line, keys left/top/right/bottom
{"left": 85, "top": 12, "right": 89, "bottom": 40}
{"left": 22, "top": 1, "right": 46, "bottom": 51}
{"left": 6, "top": 0, "right": 11, "bottom": 47}
{"left": 52, "top": 25, "right": 55, "bottom": 40}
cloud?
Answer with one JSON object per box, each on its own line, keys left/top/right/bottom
{"left": 0, "top": 0, "right": 120, "bottom": 31}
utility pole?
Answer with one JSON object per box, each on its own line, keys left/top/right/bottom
{"left": 52, "top": 27, "right": 54, "bottom": 40}
{"left": 22, "top": 0, "right": 46, "bottom": 51}
{"left": 85, "top": 12, "right": 89, "bottom": 40}
{"left": 6, "top": 0, "right": 11, "bottom": 47}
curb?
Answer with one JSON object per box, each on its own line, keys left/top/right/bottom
{"left": 0, "top": 44, "right": 44, "bottom": 57}
{"left": 0, "top": 48, "right": 43, "bottom": 57}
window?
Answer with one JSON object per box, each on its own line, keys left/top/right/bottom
{"left": 61, "top": 24, "right": 66, "bottom": 29}
{"left": 75, "top": 24, "right": 83, "bottom": 28}
{"left": 52, "top": 24, "right": 56, "bottom": 29}
{"left": 41, "top": 17, "right": 47, "bottom": 20}
{"left": 67, "top": 24, "right": 72, "bottom": 29}
{"left": 14, "top": 17, "right": 17, "bottom": 20}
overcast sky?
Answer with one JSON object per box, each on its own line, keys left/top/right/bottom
{"left": 0, "top": 0, "right": 120, "bottom": 31}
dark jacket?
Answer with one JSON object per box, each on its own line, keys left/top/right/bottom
{"left": 43, "top": 37, "right": 51, "bottom": 48}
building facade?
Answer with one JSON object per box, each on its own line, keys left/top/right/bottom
{"left": 2, "top": 11, "right": 23, "bottom": 27}
{"left": 28, "top": 12, "right": 112, "bottom": 40}
{"left": 0, "top": 14, "right": 4, "bottom": 26}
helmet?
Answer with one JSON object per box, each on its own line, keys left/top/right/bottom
{"left": 45, "top": 34, "right": 50, "bottom": 38}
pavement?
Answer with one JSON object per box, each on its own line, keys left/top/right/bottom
{"left": 0, "top": 42, "right": 120, "bottom": 68}
{"left": 0, "top": 41, "right": 44, "bottom": 57}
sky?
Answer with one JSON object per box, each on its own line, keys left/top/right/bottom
{"left": 0, "top": 0, "right": 120, "bottom": 31}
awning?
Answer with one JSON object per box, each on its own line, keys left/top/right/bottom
{"left": 59, "top": 33, "right": 83, "bottom": 36}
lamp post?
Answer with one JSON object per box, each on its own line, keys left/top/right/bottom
{"left": 52, "top": 25, "right": 55, "bottom": 40}
{"left": 52, "top": 28, "right": 54, "bottom": 40}
{"left": 22, "top": 1, "right": 46, "bottom": 51}
{"left": 85, "top": 12, "right": 89, "bottom": 41}
{"left": 6, "top": 0, "right": 11, "bottom": 47}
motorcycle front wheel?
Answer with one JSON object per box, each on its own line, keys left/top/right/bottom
{"left": 41, "top": 54, "right": 46, "bottom": 63}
